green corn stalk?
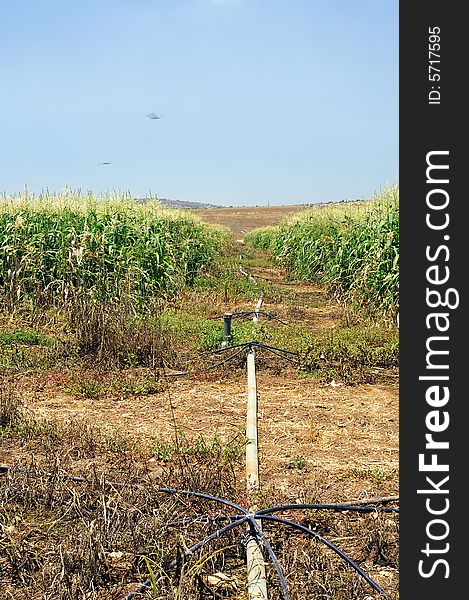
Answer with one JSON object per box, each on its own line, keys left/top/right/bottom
{"left": 0, "top": 190, "right": 228, "bottom": 310}
{"left": 265, "top": 185, "right": 399, "bottom": 319}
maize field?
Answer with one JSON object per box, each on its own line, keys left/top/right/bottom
{"left": 246, "top": 186, "right": 399, "bottom": 318}
{"left": 0, "top": 190, "right": 228, "bottom": 308}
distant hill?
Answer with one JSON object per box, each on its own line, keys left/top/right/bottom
{"left": 139, "top": 197, "right": 365, "bottom": 210}
{"left": 158, "top": 198, "right": 225, "bottom": 209}
{"left": 137, "top": 197, "right": 224, "bottom": 209}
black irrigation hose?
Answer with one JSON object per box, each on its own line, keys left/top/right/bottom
{"left": 125, "top": 507, "right": 394, "bottom": 600}
{"left": 156, "top": 487, "right": 248, "bottom": 514}
{"left": 258, "top": 514, "right": 392, "bottom": 599}
{"left": 122, "top": 493, "right": 397, "bottom": 599}
{"left": 199, "top": 346, "right": 246, "bottom": 369}
{"left": 163, "top": 504, "right": 399, "bottom": 600}
{"left": 207, "top": 341, "right": 300, "bottom": 360}
{"left": 202, "top": 340, "right": 255, "bottom": 355}
{"left": 164, "top": 346, "right": 246, "bottom": 378}
{"left": 204, "top": 340, "right": 300, "bottom": 357}
{"left": 257, "top": 503, "right": 399, "bottom": 515}
{"left": 166, "top": 516, "right": 247, "bottom": 570}
{"left": 164, "top": 339, "right": 303, "bottom": 379}
{"left": 256, "top": 344, "right": 301, "bottom": 365}
{"left": 2, "top": 464, "right": 397, "bottom": 600}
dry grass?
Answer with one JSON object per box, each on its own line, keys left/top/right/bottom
{"left": 0, "top": 377, "right": 24, "bottom": 429}
{"left": 1, "top": 407, "right": 398, "bottom": 599}
{"left": 1, "top": 356, "right": 398, "bottom": 598}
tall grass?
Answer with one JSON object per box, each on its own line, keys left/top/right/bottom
{"left": 0, "top": 190, "right": 228, "bottom": 309}
{"left": 248, "top": 186, "right": 399, "bottom": 319}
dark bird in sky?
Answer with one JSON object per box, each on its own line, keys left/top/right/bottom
{"left": 98, "top": 161, "right": 111, "bottom": 165}
{"left": 146, "top": 112, "right": 163, "bottom": 119}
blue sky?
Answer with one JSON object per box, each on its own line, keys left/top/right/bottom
{"left": 0, "top": 0, "right": 398, "bottom": 206}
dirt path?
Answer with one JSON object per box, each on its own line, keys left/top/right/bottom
{"left": 20, "top": 240, "right": 398, "bottom": 502}
{"left": 190, "top": 204, "right": 308, "bottom": 239}
{"left": 24, "top": 370, "right": 397, "bottom": 499}
{"left": 1, "top": 206, "right": 399, "bottom": 600}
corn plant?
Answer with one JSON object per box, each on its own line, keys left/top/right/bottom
{"left": 243, "top": 226, "right": 277, "bottom": 250}
{"left": 0, "top": 190, "right": 228, "bottom": 309}
{"left": 266, "top": 186, "right": 399, "bottom": 319}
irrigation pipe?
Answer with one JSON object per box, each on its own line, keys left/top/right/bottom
{"left": 253, "top": 293, "right": 264, "bottom": 323}
{"left": 258, "top": 514, "right": 392, "bottom": 599}
{"left": 246, "top": 348, "right": 260, "bottom": 495}
{"left": 245, "top": 345, "right": 268, "bottom": 599}
{"left": 163, "top": 346, "right": 246, "bottom": 378}
{"left": 1, "top": 464, "right": 397, "bottom": 599}
{"left": 257, "top": 503, "right": 398, "bottom": 515}
{"left": 1, "top": 465, "right": 400, "bottom": 518}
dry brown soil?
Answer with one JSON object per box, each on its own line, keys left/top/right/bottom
{"left": 190, "top": 204, "right": 309, "bottom": 239}
{"left": 21, "top": 369, "right": 397, "bottom": 502}
{"left": 15, "top": 205, "right": 398, "bottom": 503}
